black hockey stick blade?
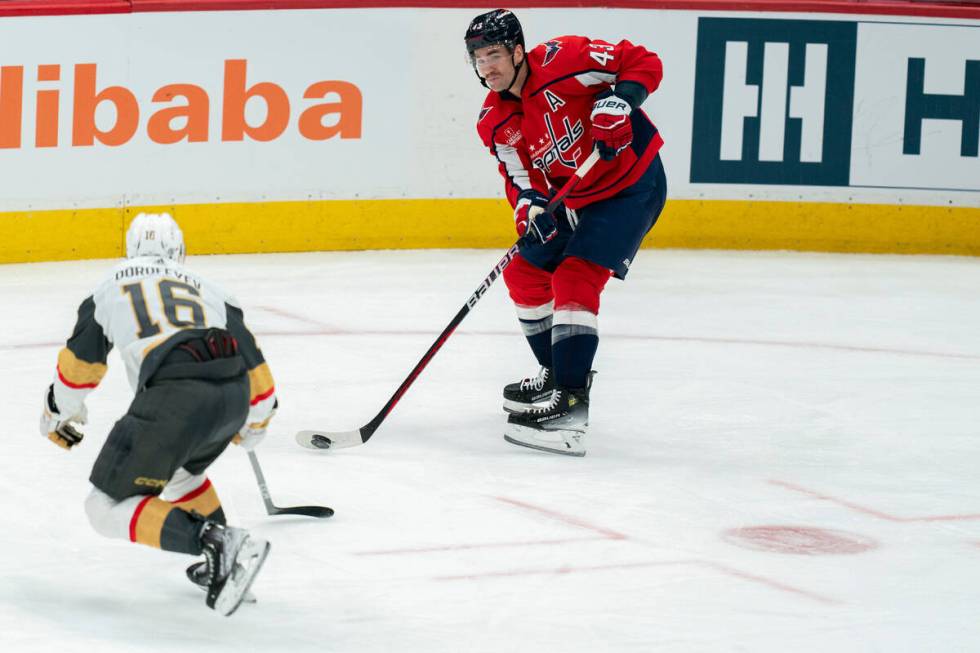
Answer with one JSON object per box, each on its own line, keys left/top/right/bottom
{"left": 248, "top": 451, "right": 334, "bottom": 518}
{"left": 267, "top": 504, "right": 335, "bottom": 518}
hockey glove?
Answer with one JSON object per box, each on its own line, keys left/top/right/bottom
{"left": 514, "top": 189, "right": 557, "bottom": 245}
{"left": 39, "top": 384, "right": 86, "bottom": 450}
{"left": 590, "top": 91, "right": 633, "bottom": 161}
{"left": 233, "top": 399, "right": 277, "bottom": 452}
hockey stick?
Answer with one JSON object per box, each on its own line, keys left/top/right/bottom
{"left": 247, "top": 450, "right": 334, "bottom": 517}
{"left": 296, "top": 148, "right": 603, "bottom": 451}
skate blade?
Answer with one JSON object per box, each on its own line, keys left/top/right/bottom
{"left": 197, "top": 584, "right": 257, "bottom": 605}
{"left": 191, "top": 574, "right": 257, "bottom": 604}
{"left": 504, "top": 424, "right": 586, "bottom": 457}
{"left": 215, "top": 538, "right": 271, "bottom": 617}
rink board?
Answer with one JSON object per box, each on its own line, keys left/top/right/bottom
{"left": 0, "top": 3, "right": 978, "bottom": 262}
{"left": 10, "top": 199, "right": 980, "bottom": 262}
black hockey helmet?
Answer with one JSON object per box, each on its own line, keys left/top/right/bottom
{"left": 465, "top": 9, "right": 525, "bottom": 60}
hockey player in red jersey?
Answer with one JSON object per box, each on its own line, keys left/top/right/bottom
{"left": 465, "top": 9, "right": 667, "bottom": 456}
{"left": 39, "top": 213, "right": 275, "bottom": 615}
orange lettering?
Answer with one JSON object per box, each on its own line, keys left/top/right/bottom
{"left": 148, "top": 84, "right": 209, "bottom": 144}
{"left": 72, "top": 63, "right": 139, "bottom": 147}
{"left": 35, "top": 65, "right": 60, "bottom": 148}
{"left": 221, "top": 59, "right": 289, "bottom": 142}
{"left": 2, "top": 60, "right": 361, "bottom": 150}
{"left": 299, "top": 81, "right": 362, "bottom": 140}
{"left": 0, "top": 66, "right": 23, "bottom": 149}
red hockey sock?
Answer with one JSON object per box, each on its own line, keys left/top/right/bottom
{"left": 551, "top": 257, "right": 611, "bottom": 387}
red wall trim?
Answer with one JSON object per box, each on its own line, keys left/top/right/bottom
{"left": 0, "top": 0, "right": 130, "bottom": 18}
{"left": 1, "top": 1, "right": 978, "bottom": 22}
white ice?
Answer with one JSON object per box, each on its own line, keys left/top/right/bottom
{"left": 2, "top": 248, "right": 980, "bottom": 652}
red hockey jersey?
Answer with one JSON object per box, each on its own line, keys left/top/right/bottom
{"left": 476, "top": 35, "right": 663, "bottom": 211}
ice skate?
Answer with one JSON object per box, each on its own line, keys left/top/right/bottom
{"left": 504, "top": 385, "right": 590, "bottom": 456}
{"left": 503, "top": 366, "right": 555, "bottom": 414}
{"left": 186, "top": 560, "right": 256, "bottom": 604}
{"left": 199, "top": 523, "right": 270, "bottom": 616}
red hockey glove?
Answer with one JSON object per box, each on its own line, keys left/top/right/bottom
{"left": 590, "top": 92, "right": 633, "bottom": 161}
{"left": 514, "top": 189, "right": 557, "bottom": 245}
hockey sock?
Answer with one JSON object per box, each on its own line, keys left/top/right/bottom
{"left": 85, "top": 488, "right": 216, "bottom": 556}
{"left": 551, "top": 257, "right": 611, "bottom": 388}
{"left": 130, "top": 496, "right": 207, "bottom": 555}
{"left": 172, "top": 478, "right": 225, "bottom": 525}
{"left": 85, "top": 486, "right": 208, "bottom": 554}
{"left": 517, "top": 302, "right": 554, "bottom": 367}
{"left": 503, "top": 253, "right": 555, "bottom": 367}
{"left": 162, "top": 470, "right": 225, "bottom": 525}
{"left": 552, "top": 324, "right": 598, "bottom": 388}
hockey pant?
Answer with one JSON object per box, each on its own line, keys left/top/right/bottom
{"left": 503, "top": 254, "right": 611, "bottom": 389}
{"left": 84, "top": 467, "right": 225, "bottom": 555}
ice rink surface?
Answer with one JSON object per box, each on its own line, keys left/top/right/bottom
{"left": 2, "top": 247, "right": 980, "bottom": 652}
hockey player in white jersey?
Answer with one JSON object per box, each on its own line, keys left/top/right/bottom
{"left": 39, "top": 213, "right": 276, "bottom": 616}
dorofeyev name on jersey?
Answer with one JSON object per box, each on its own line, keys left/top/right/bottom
{"left": 115, "top": 262, "right": 202, "bottom": 290}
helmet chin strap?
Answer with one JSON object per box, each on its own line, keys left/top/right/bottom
{"left": 504, "top": 53, "right": 526, "bottom": 94}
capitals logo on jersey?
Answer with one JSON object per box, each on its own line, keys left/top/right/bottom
{"left": 542, "top": 40, "right": 563, "bottom": 66}
{"left": 530, "top": 113, "right": 585, "bottom": 173}
{"left": 528, "top": 89, "right": 585, "bottom": 173}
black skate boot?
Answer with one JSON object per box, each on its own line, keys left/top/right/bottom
{"left": 504, "top": 384, "right": 590, "bottom": 457}
{"left": 503, "top": 366, "right": 555, "bottom": 414}
{"left": 186, "top": 560, "right": 256, "bottom": 604}
{"left": 199, "top": 522, "right": 270, "bottom": 616}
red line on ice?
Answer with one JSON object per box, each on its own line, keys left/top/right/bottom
{"left": 771, "top": 480, "right": 980, "bottom": 522}
{"left": 256, "top": 305, "right": 342, "bottom": 330}
{"left": 435, "top": 559, "right": 840, "bottom": 605}
{"left": 354, "top": 536, "right": 602, "bottom": 555}
{"left": 494, "top": 496, "right": 628, "bottom": 540}
{"left": 434, "top": 560, "right": 680, "bottom": 580}
{"left": 700, "top": 561, "right": 841, "bottom": 605}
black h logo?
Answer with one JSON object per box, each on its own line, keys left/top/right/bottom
{"left": 691, "top": 18, "right": 857, "bottom": 186}
{"left": 903, "top": 58, "right": 980, "bottom": 158}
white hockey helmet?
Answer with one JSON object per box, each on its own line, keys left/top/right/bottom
{"left": 125, "top": 212, "right": 185, "bottom": 263}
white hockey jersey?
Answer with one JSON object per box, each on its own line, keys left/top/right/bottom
{"left": 51, "top": 255, "right": 276, "bottom": 425}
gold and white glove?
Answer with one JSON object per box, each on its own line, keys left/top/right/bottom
{"left": 39, "top": 384, "right": 87, "bottom": 450}
{"left": 233, "top": 399, "right": 277, "bottom": 452}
